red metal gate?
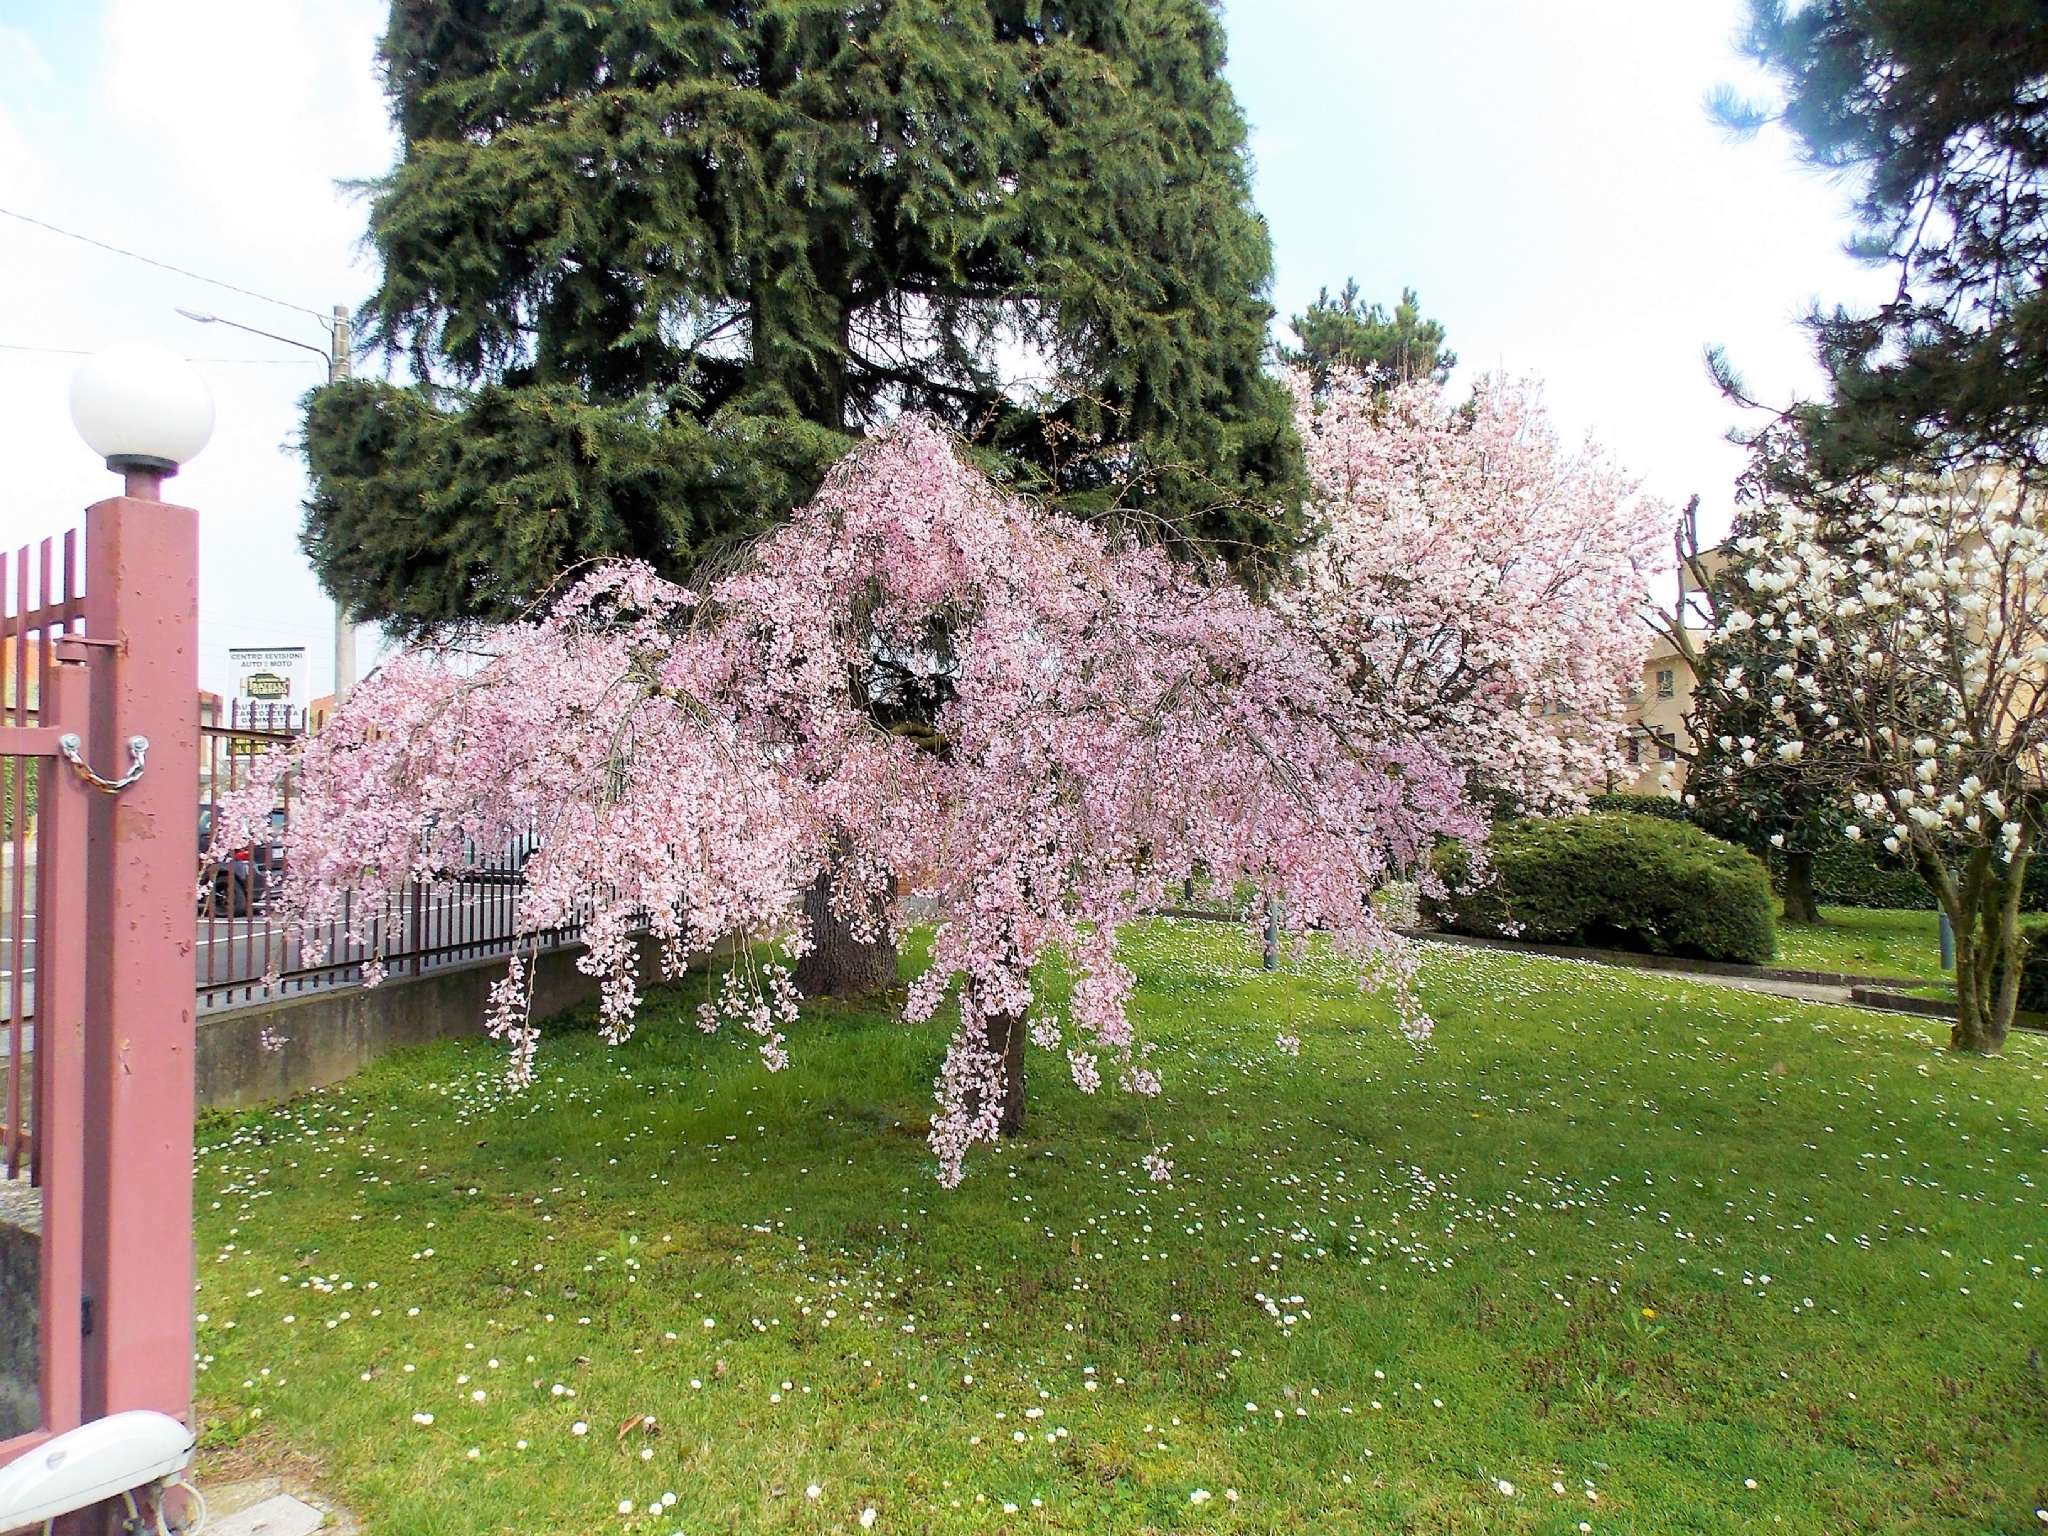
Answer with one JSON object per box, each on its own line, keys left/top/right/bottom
{"left": 1, "top": 483, "right": 198, "bottom": 1476}
{"left": 1, "top": 530, "right": 90, "bottom": 1467}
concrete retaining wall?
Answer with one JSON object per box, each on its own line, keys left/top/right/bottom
{"left": 0, "top": 1179, "right": 38, "bottom": 1442}
{"left": 198, "top": 943, "right": 617, "bottom": 1112}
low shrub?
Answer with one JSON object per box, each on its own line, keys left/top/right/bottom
{"left": 1794, "top": 832, "right": 2048, "bottom": 912}
{"left": 1585, "top": 792, "right": 1688, "bottom": 822}
{"left": 1591, "top": 792, "right": 2048, "bottom": 914}
{"left": 2012, "top": 918, "right": 2048, "bottom": 1015}
{"left": 1428, "top": 813, "right": 1776, "bottom": 965}
{"left": 1806, "top": 836, "right": 1936, "bottom": 910}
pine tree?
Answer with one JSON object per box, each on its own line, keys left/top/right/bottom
{"left": 1279, "top": 282, "right": 1454, "bottom": 394}
{"left": 1710, "top": 0, "right": 2048, "bottom": 480}
{"left": 305, "top": 0, "right": 1301, "bottom": 637}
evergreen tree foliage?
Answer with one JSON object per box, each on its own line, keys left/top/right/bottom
{"left": 1710, "top": 0, "right": 2048, "bottom": 480}
{"left": 307, "top": 0, "right": 1301, "bottom": 634}
{"left": 304, "top": 380, "right": 845, "bottom": 633}
{"left": 1280, "top": 281, "right": 1454, "bottom": 393}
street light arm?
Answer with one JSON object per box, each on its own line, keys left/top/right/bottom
{"left": 174, "top": 308, "right": 330, "bottom": 364}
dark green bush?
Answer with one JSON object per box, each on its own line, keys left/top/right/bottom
{"left": 1585, "top": 792, "right": 1688, "bottom": 822}
{"left": 1806, "top": 835, "right": 1937, "bottom": 909}
{"left": 0, "top": 764, "right": 33, "bottom": 840}
{"left": 2012, "top": 918, "right": 2048, "bottom": 1014}
{"left": 1800, "top": 835, "right": 2048, "bottom": 911}
{"left": 1590, "top": 792, "right": 2048, "bottom": 914}
{"left": 1427, "top": 814, "right": 1777, "bottom": 965}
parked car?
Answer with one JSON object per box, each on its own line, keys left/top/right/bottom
{"left": 197, "top": 803, "right": 286, "bottom": 917}
{"left": 251, "top": 806, "right": 288, "bottom": 885}
{"left": 421, "top": 825, "right": 538, "bottom": 885}
{"left": 462, "top": 835, "right": 537, "bottom": 885}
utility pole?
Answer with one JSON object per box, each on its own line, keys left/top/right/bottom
{"left": 328, "top": 304, "right": 356, "bottom": 709}
{"left": 175, "top": 300, "right": 358, "bottom": 723}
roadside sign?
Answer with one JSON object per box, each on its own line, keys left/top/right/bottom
{"left": 227, "top": 646, "right": 306, "bottom": 729}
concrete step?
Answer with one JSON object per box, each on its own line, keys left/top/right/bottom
{"left": 206, "top": 1493, "right": 325, "bottom": 1536}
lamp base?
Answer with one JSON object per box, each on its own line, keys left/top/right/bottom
{"left": 104, "top": 454, "right": 178, "bottom": 502}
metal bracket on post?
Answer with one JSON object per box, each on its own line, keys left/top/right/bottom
{"left": 56, "top": 733, "right": 149, "bottom": 795}
{"left": 52, "top": 634, "right": 122, "bottom": 666}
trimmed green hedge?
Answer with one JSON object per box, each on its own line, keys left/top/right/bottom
{"left": 1817, "top": 840, "right": 2048, "bottom": 912}
{"left": 1586, "top": 792, "right": 1688, "bottom": 821}
{"left": 1429, "top": 813, "right": 1777, "bottom": 965}
{"left": 1589, "top": 792, "right": 2048, "bottom": 913}
{"left": 0, "top": 764, "right": 33, "bottom": 840}
{"left": 1808, "top": 836, "right": 1938, "bottom": 910}
{"left": 2013, "top": 918, "right": 2048, "bottom": 1014}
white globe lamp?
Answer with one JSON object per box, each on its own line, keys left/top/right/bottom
{"left": 69, "top": 343, "right": 215, "bottom": 496}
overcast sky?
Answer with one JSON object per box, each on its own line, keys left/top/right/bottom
{"left": 0, "top": 0, "right": 1888, "bottom": 697}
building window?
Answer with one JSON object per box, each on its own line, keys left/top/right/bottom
{"left": 1626, "top": 736, "right": 1642, "bottom": 765}
{"left": 1657, "top": 733, "right": 1678, "bottom": 763}
{"left": 1655, "top": 667, "right": 1675, "bottom": 699}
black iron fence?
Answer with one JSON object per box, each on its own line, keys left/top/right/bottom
{"left": 196, "top": 702, "right": 578, "bottom": 1013}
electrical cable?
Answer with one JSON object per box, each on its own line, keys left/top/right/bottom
{"left": 1, "top": 206, "right": 326, "bottom": 323}
{"left": 1, "top": 341, "right": 312, "bottom": 363}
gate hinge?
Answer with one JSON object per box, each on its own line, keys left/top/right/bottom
{"left": 52, "top": 634, "right": 121, "bottom": 665}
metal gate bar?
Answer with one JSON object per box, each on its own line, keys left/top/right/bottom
{"left": 0, "top": 526, "right": 88, "bottom": 1466}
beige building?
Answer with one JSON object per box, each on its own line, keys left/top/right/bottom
{"left": 1615, "top": 628, "right": 1703, "bottom": 796}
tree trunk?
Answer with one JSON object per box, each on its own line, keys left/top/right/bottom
{"left": 792, "top": 852, "right": 897, "bottom": 1001}
{"left": 1951, "top": 924, "right": 2015, "bottom": 1056}
{"left": 1950, "top": 938, "right": 2011, "bottom": 1054}
{"left": 968, "top": 1006, "right": 1028, "bottom": 1137}
{"left": 1780, "top": 846, "right": 1822, "bottom": 926}
{"left": 1936, "top": 844, "right": 2025, "bottom": 1056}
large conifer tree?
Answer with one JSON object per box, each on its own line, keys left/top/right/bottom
{"left": 305, "top": 0, "right": 1300, "bottom": 636}
{"left": 1281, "top": 282, "right": 1454, "bottom": 394}
{"left": 1711, "top": 0, "right": 2048, "bottom": 481}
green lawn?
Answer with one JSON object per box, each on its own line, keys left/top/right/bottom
{"left": 193, "top": 923, "right": 2045, "bottom": 1534}
{"left": 1772, "top": 904, "right": 1950, "bottom": 983}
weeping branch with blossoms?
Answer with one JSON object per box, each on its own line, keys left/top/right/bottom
{"left": 216, "top": 416, "right": 1481, "bottom": 1185}
{"left": 210, "top": 564, "right": 818, "bottom": 1085}
{"left": 683, "top": 419, "right": 1484, "bottom": 1180}
{"left": 1715, "top": 458, "right": 2048, "bottom": 1054}
{"left": 1282, "top": 370, "right": 1661, "bottom": 813}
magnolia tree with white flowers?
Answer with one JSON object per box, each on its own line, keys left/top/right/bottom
{"left": 1725, "top": 464, "right": 2048, "bottom": 1053}
{"left": 220, "top": 417, "right": 1482, "bottom": 1184}
{"left": 1283, "top": 370, "right": 1661, "bottom": 812}
{"left": 1664, "top": 498, "right": 1855, "bottom": 926}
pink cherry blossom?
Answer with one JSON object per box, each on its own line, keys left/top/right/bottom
{"left": 1283, "top": 370, "right": 1661, "bottom": 812}
{"left": 220, "top": 415, "right": 1482, "bottom": 1183}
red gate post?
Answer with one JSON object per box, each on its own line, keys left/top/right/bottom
{"left": 35, "top": 652, "right": 92, "bottom": 1446}
{"left": 78, "top": 479, "right": 199, "bottom": 1426}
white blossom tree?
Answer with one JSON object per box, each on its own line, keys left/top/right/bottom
{"left": 1726, "top": 463, "right": 2048, "bottom": 1052}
